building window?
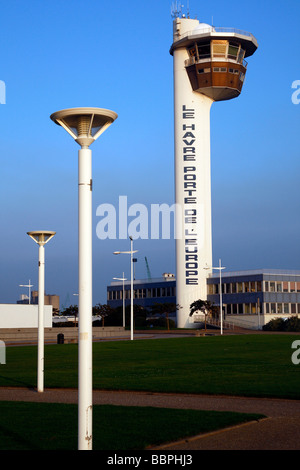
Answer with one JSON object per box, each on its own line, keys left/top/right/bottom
{"left": 283, "top": 282, "right": 289, "bottom": 292}
{"left": 271, "top": 303, "right": 276, "bottom": 314}
{"left": 198, "top": 67, "right": 211, "bottom": 74}
{"left": 244, "top": 304, "right": 250, "bottom": 314}
{"left": 212, "top": 40, "right": 228, "bottom": 58}
{"left": 269, "top": 282, "right": 275, "bottom": 292}
{"left": 284, "top": 303, "right": 289, "bottom": 314}
{"left": 213, "top": 67, "right": 227, "bottom": 72}
{"left": 197, "top": 43, "right": 211, "bottom": 60}
{"left": 257, "top": 281, "right": 262, "bottom": 292}
{"left": 237, "top": 48, "right": 245, "bottom": 64}
{"left": 232, "top": 283, "right": 236, "bottom": 293}
{"left": 277, "top": 282, "right": 283, "bottom": 292}
{"left": 277, "top": 303, "right": 283, "bottom": 314}
{"left": 264, "top": 281, "right": 269, "bottom": 292}
{"left": 291, "top": 304, "right": 297, "bottom": 314}
{"left": 226, "top": 283, "right": 231, "bottom": 294}
{"left": 228, "top": 44, "right": 239, "bottom": 60}
{"left": 244, "top": 282, "right": 250, "bottom": 293}
{"left": 237, "top": 282, "right": 243, "bottom": 293}
{"left": 290, "top": 282, "right": 296, "bottom": 292}
{"left": 188, "top": 45, "right": 197, "bottom": 57}
{"left": 239, "top": 72, "right": 245, "bottom": 82}
{"left": 238, "top": 304, "right": 243, "bottom": 314}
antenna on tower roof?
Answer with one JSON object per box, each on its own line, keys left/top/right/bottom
{"left": 171, "top": 1, "right": 184, "bottom": 19}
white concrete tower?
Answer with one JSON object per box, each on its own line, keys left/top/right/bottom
{"left": 170, "top": 15, "right": 258, "bottom": 328}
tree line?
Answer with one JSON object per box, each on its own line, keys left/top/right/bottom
{"left": 54, "top": 302, "right": 179, "bottom": 329}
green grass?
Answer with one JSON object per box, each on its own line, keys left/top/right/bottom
{"left": 0, "top": 335, "right": 299, "bottom": 398}
{"left": 0, "top": 401, "right": 264, "bottom": 450}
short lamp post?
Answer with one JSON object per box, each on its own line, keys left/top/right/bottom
{"left": 113, "top": 273, "right": 127, "bottom": 328}
{"left": 19, "top": 280, "right": 33, "bottom": 304}
{"left": 204, "top": 259, "right": 226, "bottom": 335}
{"left": 50, "top": 107, "right": 117, "bottom": 451}
{"left": 27, "top": 231, "right": 56, "bottom": 392}
{"left": 114, "top": 237, "right": 138, "bottom": 340}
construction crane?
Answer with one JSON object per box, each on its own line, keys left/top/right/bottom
{"left": 145, "top": 257, "right": 152, "bottom": 280}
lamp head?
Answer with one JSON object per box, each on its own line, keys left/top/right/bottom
{"left": 27, "top": 230, "right": 56, "bottom": 246}
{"left": 50, "top": 107, "right": 118, "bottom": 148}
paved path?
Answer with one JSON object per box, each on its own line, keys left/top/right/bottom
{"left": 0, "top": 387, "right": 299, "bottom": 450}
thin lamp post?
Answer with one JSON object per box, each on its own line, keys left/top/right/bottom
{"left": 204, "top": 259, "right": 226, "bottom": 335}
{"left": 19, "top": 280, "right": 33, "bottom": 304}
{"left": 113, "top": 273, "right": 127, "bottom": 328}
{"left": 50, "top": 107, "right": 117, "bottom": 451}
{"left": 27, "top": 231, "right": 56, "bottom": 392}
{"left": 113, "top": 237, "right": 138, "bottom": 340}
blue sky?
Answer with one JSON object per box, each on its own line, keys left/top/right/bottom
{"left": 0, "top": 0, "right": 299, "bottom": 307}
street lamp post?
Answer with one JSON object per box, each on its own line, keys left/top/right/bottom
{"left": 19, "top": 280, "right": 33, "bottom": 304}
{"left": 27, "top": 231, "right": 56, "bottom": 392}
{"left": 113, "top": 237, "right": 138, "bottom": 340}
{"left": 113, "top": 273, "right": 127, "bottom": 328}
{"left": 50, "top": 107, "right": 117, "bottom": 451}
{"left": 205, "top": 259, "right": 226, "bottom": 335}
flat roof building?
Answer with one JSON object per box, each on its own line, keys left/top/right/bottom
{"left": 17, "top": 290, "right": 60, "bottom": 313}
{"left": 107, "top": 273, "right": 176, "bottom": 310}
{"left": 107, "top": 269, "right": 300, "bottom": 330}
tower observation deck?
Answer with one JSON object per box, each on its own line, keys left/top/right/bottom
{"left": 170, "top": 16, "right": 258, "bottom": 328}
{"left": 170, "top": 20, "right": 258, "bottom": 101}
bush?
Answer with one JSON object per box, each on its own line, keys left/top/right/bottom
{"left": 263, "top": 316, "right": 300, "bottom": 332}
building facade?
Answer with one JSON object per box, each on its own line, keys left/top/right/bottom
{"left": 17, "top": 290, "right": 60, "bottom": 312}
{"left": 107, "top": 273, "right": 176, "bottom": 310}
{"left": 107, "top": 269, "right": 300, "bottom": 329}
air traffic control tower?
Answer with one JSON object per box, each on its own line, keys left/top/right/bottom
{"left": 170, "top": 15, "right": 258, "bottom": 328}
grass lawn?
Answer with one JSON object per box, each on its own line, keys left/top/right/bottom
{"left": 0, "top": 334, "right": 299, "bottom": 398}
{"left": 0, "top": 401, "right": 264, "bottom": 450}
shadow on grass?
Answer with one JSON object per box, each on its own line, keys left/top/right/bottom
{"left": 0, "top": 401, "right": 265, "bottom": 450}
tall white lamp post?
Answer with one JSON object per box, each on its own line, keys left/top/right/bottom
{"left": 27, "top": 231, "right": 56, "bottom": 392}
{"left": 113, "top": 273, "right": 127, "bottom": 328}
{"left": 19, "top": 280, "right": 33, "bottom": 304}
{"left": 205, "top": 259, "right": 226, "bottom": 335}
{"left": 50, "top": 107, "right": 117, "bottom": 451}
{"left": 114, "top": 237, "right": 138, "bottom": 340}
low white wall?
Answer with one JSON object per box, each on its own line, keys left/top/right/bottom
{"left": 0, "top": 304, "right": 52, "bottom": 328}
{"left": 226, "top": 313, "right": 300, "bottom": 330}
